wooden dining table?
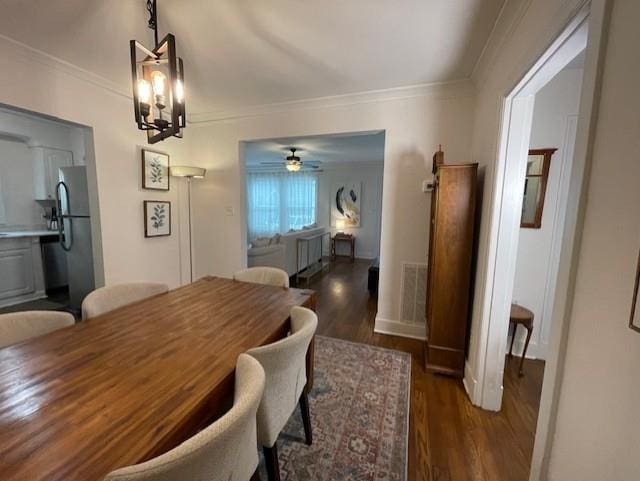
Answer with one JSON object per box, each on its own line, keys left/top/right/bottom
{"left": 0, "top": 276, "right": 316, "bottom": 481}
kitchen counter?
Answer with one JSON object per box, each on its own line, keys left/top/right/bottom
{"left": 0, "top": 230, "right": 59, "bottom": 238}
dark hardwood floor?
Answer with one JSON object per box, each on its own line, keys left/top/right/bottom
{"left": 299, "top": 260, "right": 545, "bottom": 481}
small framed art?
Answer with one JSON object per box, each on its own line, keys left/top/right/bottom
{"left": 630, "top": 249, "right": 640, "bottom": 333}
{"left": 144, "top": 201, "right": 171, "bottom": 237}
{"left": 142, "top": 149, "right": 170, "bottom": 191}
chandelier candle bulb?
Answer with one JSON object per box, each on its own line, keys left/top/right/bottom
{"left": 137, "top": 79, "right": 152, "bottom": 117}
{"left": 151, "top": 70, "right": 167, "bottom": 108}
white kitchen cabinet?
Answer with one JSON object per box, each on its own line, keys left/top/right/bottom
{"left": 0, "top": 236, "right": 47, "bottom": 308}
{"left": 33, "top": 147, "right": 73, "bottom": 200}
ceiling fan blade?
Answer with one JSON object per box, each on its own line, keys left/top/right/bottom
{"left": 260, "top": 162, "right": 286, "bottom": 165}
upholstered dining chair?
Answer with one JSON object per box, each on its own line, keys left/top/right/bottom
{"left": 233, "top": 267, "right": 290, "bottom": 288}
{"left": 0, "top": 310, "right": 75, "bottom": 349}
{"left": 104, "top": 353, "right": 265, "bottom": 481}
{"left": 247, "top": 306, "right": 318, "bottom": 481}
{"left": 81, "top": 282, "right": 169, "bottom": 320}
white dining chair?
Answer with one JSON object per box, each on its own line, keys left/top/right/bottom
{"left": 81, "top": 282, "right": 169, "bottom": 320}
{"left": 104, "top": 353, "right": 265, "bottom": 481}
{"left": 0, "top": 310, "right": 75, "bottom": 349}
{"left": 233, "top": 267, "right": 290, "bottom": 288}
{"left": 247, "top": 306, "right": 318, "bottom": 481}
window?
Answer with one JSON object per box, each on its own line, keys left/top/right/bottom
{"left": 247, "top": 172, "right": 317, "bottom": 240}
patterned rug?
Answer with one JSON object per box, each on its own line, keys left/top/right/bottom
{"left": 259, "top": 335, "right": 411, "bottom": 481}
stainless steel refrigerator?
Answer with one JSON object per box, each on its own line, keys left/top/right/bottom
{"left": 56, "top": 166, "right": 95, "bottom": 311}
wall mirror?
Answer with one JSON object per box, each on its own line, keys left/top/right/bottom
{"left": 521, "top": 148, "right": 557, "bottom": 228}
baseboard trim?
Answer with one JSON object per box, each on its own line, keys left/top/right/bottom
{"left": 463, "top": 362, "right": 480, "bottom": 405}
{"left": 374, "top": 317, "right": 426, "bottom": 340}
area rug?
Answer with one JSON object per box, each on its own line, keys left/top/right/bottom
{"left": 259, "top": 335, "right": 411, "bottom": 481}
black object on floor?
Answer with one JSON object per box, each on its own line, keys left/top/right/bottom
{"left": 368, "top": 257, "right": 379, "bottom": 296}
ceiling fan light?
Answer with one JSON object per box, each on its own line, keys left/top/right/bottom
{"left": 286, "top": 162, "right": 301, "bottom": 172}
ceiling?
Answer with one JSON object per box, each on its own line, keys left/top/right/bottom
{"left": 243, "top": 131, "right": 385, "bottom": 168}
{"left": 0, "top": 0, "right": 505, "bottom": 115}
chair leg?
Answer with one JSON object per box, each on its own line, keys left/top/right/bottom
{"left": 520, "top": 325, "right": 533, "bottom": 377}
{"left": 299, "top": 391, "right": 313, "bottom": 445}
{"left": 263, "top": 444, "right": 281, "bottom": 481}
{"left": 250, "top": 470, "right": 262, "bottom": 481}
{"left": 508, "top": 323, "right": 517, "bottom": 358}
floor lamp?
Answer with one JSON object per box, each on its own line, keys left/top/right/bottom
{"left": 170, "top": 166, "right": 206, "bottom": 283}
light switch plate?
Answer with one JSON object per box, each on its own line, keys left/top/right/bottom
{"left": 422, "top": 178, "right": 435, "bottom": 193}
{"left": 224, "top": 206, "right": 234, "bottom": 216}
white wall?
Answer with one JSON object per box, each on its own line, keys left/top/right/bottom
{"left": 0, "top": 35, "right": 192, "bottom": 289}
{"left": 546, "top": 1, "right": 640, "bottom": 478}
{"left": 511, "top": 67, "right": 583, "bottom": 360}
{"left": 188, "top": 81, "right": 474, "bottom": 336}
{"left": 317, "top": 161, "right": 383, "bottom": 259}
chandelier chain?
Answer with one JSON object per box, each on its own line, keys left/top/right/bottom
{"left": 146, "top": 0, "right": 158, "bottom": 46}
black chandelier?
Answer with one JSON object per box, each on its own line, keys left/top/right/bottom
{"left": 130, "top": 0, "right": 185, "bottom": 144}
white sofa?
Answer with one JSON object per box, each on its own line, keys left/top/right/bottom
{"left": 247, "top": 243, "right": 286, "bottom": 271}
{"left": 247, "top": 226, "right": 326, "bottom": 277}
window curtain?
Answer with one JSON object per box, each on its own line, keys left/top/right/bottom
{"left": 247, "top": 172, "right": 317, "bottom": 240}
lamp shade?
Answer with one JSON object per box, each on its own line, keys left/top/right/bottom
{"left": 170, "top": 166, "right": 206, "bottom": 178}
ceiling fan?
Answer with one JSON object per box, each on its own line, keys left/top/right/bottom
{"left": 260, "top": 148, "right": 321, "bottom": 172}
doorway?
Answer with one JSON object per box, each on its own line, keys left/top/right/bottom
{"left": 239, "top": 131, "right": 385, "bottom": 292}
{"left": 0, "top": 105, "right": 101, "bottom": 317}
{"left": 468, "top": 2, "right": 611, "bottom": 479}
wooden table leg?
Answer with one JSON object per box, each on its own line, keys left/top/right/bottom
{"left": 519, "top": 324, "right": 533, "bottom": 377}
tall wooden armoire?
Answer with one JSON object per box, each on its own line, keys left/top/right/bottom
{"left": 425, "top": 148, "right": 478, "bottom": 377}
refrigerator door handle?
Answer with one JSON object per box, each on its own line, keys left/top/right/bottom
{"left": 56, "top": 181, "right": 73, "bottom": 252}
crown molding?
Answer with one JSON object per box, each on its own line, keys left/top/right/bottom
{"left": 0, "top": 33, "right": 475, "bottom": 126}
{"left": 471, "top": 0, "right": 588, "bottom": 89}
{"left": 470, "top": 0, "right": 534, "bottom": 88}
{"left": 469, "top": 0, "right": 512, "bottom": 80}
{"left": 0, "top": 34, "right": 131, "bottom": 100}
{"left": 188, "top": 79, "right": 475, "bottom": 125}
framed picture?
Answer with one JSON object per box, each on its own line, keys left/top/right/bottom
{"left": 142, "top": 149, "right": 170, "bottom": 191}
{"left": 331, "top": 181, "right": 361, "bottom": 227}
{"left": 144, "top": 201, "right": 171, "bottom": 237}
{"left": 630, "top": 249, "right": 640, "bottom": 333}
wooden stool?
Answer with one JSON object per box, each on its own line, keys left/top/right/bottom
{"left": 508, "top": 304, "right": 534, "bottom": 377}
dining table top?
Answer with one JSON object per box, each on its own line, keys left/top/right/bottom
{"left": 0, "top": 276, "right": 315, "bottom": 481}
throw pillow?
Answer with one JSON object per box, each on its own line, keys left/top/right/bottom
{"left": 251, "top": 237, "right": 270, "bottom": 248}
{"left": 270, "top": 234, "right": 281, "bottom": 245}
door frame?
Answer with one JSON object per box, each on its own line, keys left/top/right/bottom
{"left": 464, "top": 0, "right": 612, "bottom": 479}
